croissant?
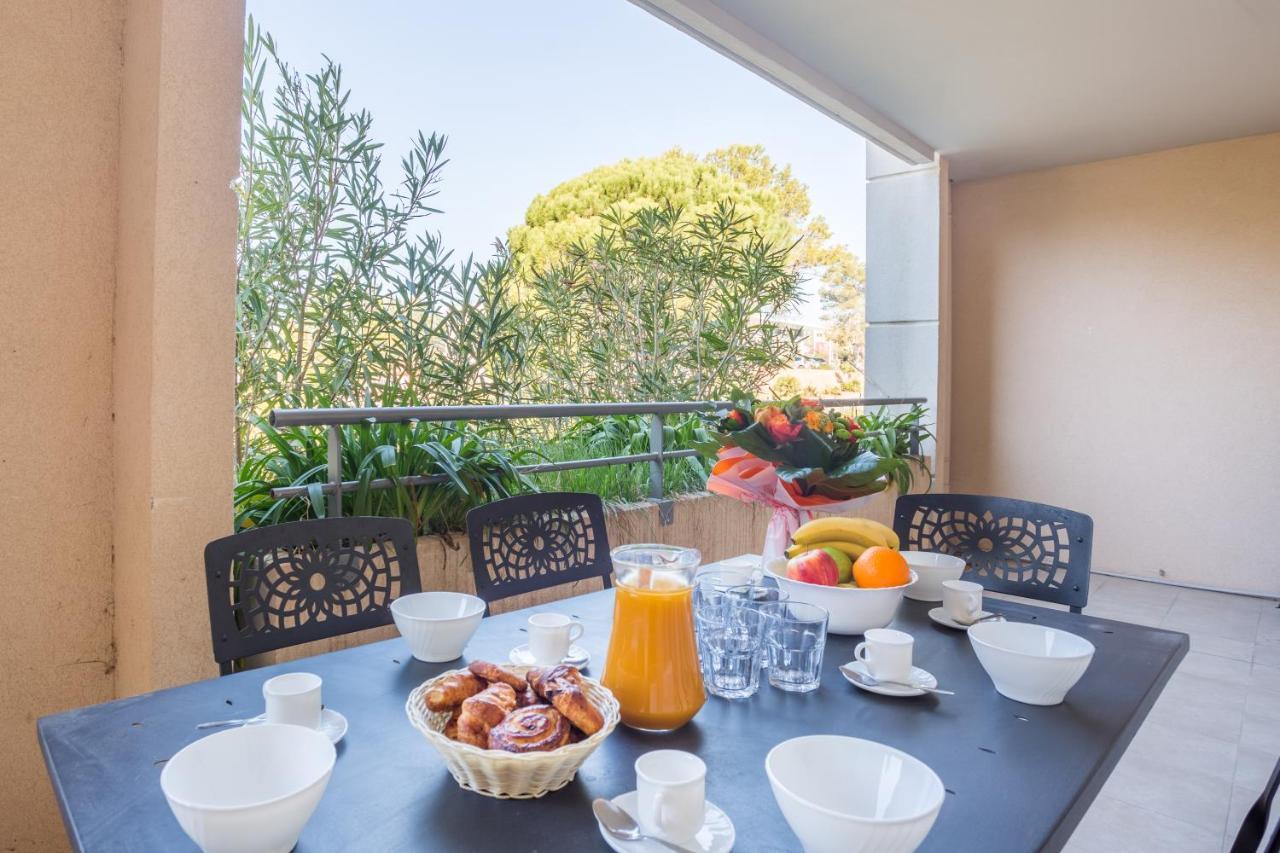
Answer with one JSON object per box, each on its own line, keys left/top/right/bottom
{"left": 467, "top": 660, "right": 527, "bottom": 691}
{"left": 425, "top": 671, "right": 486, "bottom": 712}
{"left": 455, "top": 683, "right": 517, "bottom": 748}
{"left": 527, "top": 665, "right": 603, "bottom": 736}
{"left": 488, "top": 704, "right": 571, "bottom": 753}
{"left": 516, "top": 685, "right": 540, "bottom": 708}
{"left": 443, "top": 707, "right": 462, "bottom": 740}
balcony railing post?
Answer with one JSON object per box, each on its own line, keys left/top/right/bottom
{"left": 326, "top": 425, "right": 342, "bottom": 518}
{"left": 648, "top": 413, "right": 664, "bottom": 500}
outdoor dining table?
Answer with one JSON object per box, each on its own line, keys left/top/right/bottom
{"left": 39, "top": 559, "right": 1188, "bottom": 852}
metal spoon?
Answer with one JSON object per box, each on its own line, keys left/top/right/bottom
{"left": 840, "top": 665, "right": 955, "bottom": 696}
{"left": 195, "top": 713, "right": 265, "bottom": 730}
{"left": 593, "top": 798, "right": 689, "bottom": 851}
{"left": 960, "top": 612, "right": 1006, "bottom": 627}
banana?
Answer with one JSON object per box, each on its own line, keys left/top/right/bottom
{"left": 792, "top": 516, "right": 899, "bottom": 550}
{"left": 785, "top": 540, "right": 869, "bottom": 561}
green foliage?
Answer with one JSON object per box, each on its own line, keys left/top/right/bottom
{"left": 529, "top": 415, "right": 713, "bottom": 505}
{"left": 519, "top": 202, "right": 803, "bottom": 401}
{"left": 236, "top": 19, "right": 526, "bottom": 457}
{"left": 232, "top": 25, "right": 876, "bottom": 533}
{"left": 235, "top": 417, "right": 539, "bottom": 537}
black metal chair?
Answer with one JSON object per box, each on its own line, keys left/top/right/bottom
{"left": 893, "top": 493, "right": 1094, "bottom": 612}
{"left": 204, "top": 516, "right": 422, "bottom": 674}
{"left": 466, "top": 492, "right": 613, "bottom": 614}
{"left": 1230, "top": 754, "right": 1280, "bottom": 853}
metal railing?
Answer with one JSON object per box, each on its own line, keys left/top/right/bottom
{"left": 268, "top": 397, "right": 928, "bottom": 519}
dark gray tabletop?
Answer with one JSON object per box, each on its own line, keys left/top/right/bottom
{"left": 39, "top": 590, "right": 1187, "bottom": 852}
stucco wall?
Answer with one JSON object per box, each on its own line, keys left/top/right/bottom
{"left": 0, "top": 1, "right": 125, "bottom": 850}
{"left": 950, "top": 132, "right": 1280, "bottom": 595}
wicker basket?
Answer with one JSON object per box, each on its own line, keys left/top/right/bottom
{"left": 405, "top": 665, "right": 621, "bottom": 799}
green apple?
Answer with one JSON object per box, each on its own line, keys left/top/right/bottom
{"left": 822, "top": 546, "right": 853, "bottom": 583}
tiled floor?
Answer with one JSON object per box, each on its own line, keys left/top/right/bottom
{"left": 1044, "top": 576, "right": 1280, "bottom": 853}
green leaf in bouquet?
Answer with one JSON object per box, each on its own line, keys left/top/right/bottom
{"left": 775, "top": 425, "right": 835, "bottom": 469}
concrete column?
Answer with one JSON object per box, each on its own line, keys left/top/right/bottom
{"left": 864, "top": 147, "right": 951, "bottom": 490}
{"left": 113, "top": 0, "right": 243, "bottom": 695}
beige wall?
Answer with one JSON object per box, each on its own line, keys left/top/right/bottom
{"left": 0, "top": 1, "right": 242, "bottom": 849}
{"left": 950, "top": 132, "right": 1280, "bottom": 595}
{"left": 0, "top": 2, "right": 125, "bottom": 850}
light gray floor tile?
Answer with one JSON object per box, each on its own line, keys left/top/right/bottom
{"left": 1257, "top": 606, "right": 1280, "bottom": 642}
{"left": 1175, "top": 650, "right": 1256, "bottom": 690}
{"left": 1084, "top": 600, "right": 1172, "bottom": 629}
{"left": 1223, "top": 782, "right": 1280, "bottom": 853}
{"left": 1190, "top": 634, "right": 1256, "bottom": 662}
{"left": 1146, "top": 673, "right": 1246, "bottom": 744}
{"left": 1093, "top": 575, "right": 1181, "bottom": 609}
{"left": 1253, "top": 638, "right": 1280, "bottom": 670}
{"left": 1176, "top": 587, "right": 1270, "bottom": 613}
{"left": 1163, "top": 600, "right": 1262, "bottom": 644}
{"left": 1067, "top": 794, "right": 1223, "bottom": 853}
{"left": 1235, "top": 743, "right": 1279, "bottom": 793}
{"left": 1056, "top": 580, "right": 1275, "bottom": 850}
{"left": 1250, "top": 662, "right": 1280, "bottom": 693}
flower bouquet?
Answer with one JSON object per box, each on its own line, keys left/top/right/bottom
{"left": 697, "top": 394, "right": 930, "bottom": 562}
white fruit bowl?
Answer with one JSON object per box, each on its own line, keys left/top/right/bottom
{"left": 161, "top": 723, "right": 335, "bottom": 853}
{"left": 765, "top": 559, "right": 915, "bottom": 635}
{"left": 391, "top": 591, "right": 486, "bottom": 662}
{"left": 901, "top": 551, "right": 966, "bottom": 602}
{"left": 968, "top": 621, "right": 1095, "bottom": 706}
{"left": 766, "top": 735, "right": 944, "bottom": 853}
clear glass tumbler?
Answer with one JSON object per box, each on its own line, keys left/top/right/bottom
{"left": 700, "top": 606, "right": 765, "bottom": 699}
{"left": 724, "top": 583, "right": 788, "bottom": 670}
{"left": 762, "top": 601, "right": 829, "bottom": 693}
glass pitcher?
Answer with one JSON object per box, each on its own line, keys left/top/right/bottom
{"left": 602, "top": 544, "right": 706, "bottom": 731}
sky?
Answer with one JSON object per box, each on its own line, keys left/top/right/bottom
{"left": 246, "top": 0, "right": 868, "bottom": 307}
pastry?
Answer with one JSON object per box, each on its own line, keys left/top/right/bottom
{"left": 488, "top": 704, "right": 571, "bottom": 753}
{"left": 443, "top": 707, "right": 462, "bottom": 740}
{"left": 467, "top": 660, "right": 528, "bottom": 691}
{"left": 527, "top": 665, "right": 603, "bottom": 736}
{"left": 515, "top": 685, "right": 540, "bottom": 708}
{"left": 455, "top": 682, "right": 517, "bottom": 748}
{"left": 425, "top": 671, "right": 486, "bottom": 712}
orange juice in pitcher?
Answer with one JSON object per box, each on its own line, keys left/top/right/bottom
{"left": 602, "top": 545, "right": 705, "bottom": 731}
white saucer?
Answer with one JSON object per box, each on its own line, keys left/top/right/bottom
{"left": 597, "top": 791, "right": 735, "bottom": 853}
{"left": 840, "top": 660, "right": 938, "bottom": 697}
{"left": 245, "top": 708, "right": 347, "bottom": 744}
{"left": 509, "top": 644, "right": 590, "bottom": 669}
{"left": 928, "top": 607, "right": 1002, "bottom": 631}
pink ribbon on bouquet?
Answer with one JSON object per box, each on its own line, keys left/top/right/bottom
{"left": 706, "top": 447, "right": 877, "bottom": 565}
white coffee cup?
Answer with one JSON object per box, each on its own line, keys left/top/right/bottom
{"left": 853, "top": 628, "right": 914, "bottom": 682}
{"left": 262, "top": 672, "right": 322, "bottom": 729}
{"left": 943, "top": 579, "right": 984, "bottom": 624}
{"left": 527, "top": 612, "right": 585, "bottom": 665}
{"left": 636, "top": 750, "right": 706, "bottom": 843}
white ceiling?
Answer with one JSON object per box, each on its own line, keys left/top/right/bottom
{"left": 641, "top": 0, "right": 1280, "bottom": 180}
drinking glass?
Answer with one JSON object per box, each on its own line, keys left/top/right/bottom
{"left": 762, "top": 601, "right": 829, "bottom": 693}
{"left": 692, "top": 571, "right": 740, "bottom": 674}
{"left": 724, "top": 583, "right": 788, "bottom": 670}
{"left": 700, "top": 606, "right": 766, "bottom": 699}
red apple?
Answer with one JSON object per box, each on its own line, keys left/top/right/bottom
{"left": 786, "top": 549, "right": 839, "bottom": 586}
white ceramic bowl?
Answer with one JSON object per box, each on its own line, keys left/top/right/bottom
{"left": 161, "top": 723, "right": 335, "bottom": 853}
{"left": 901, "top": 551, "right": 966, "bottom": 602}
{"left": 968, "top": 621, "right": 1095, "bottom": 705}
{"left": 765, "top": 559, "right": 916, "bottom": 635}
{"left": 766, "top": 735, "right": 944, "bottom": 853}
{"left": 391, "top": 591, "right": 486, "bottom": 662}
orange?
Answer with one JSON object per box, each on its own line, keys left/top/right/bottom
{"left": 852, "top": 546, "right": 911, "bottom": 589}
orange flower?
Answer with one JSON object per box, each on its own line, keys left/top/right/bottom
{"left": 763, "top": 410, "right": 803, "bottom": 444}
{"left": 804, "top": 411, "right": 824, "bottom": 430}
